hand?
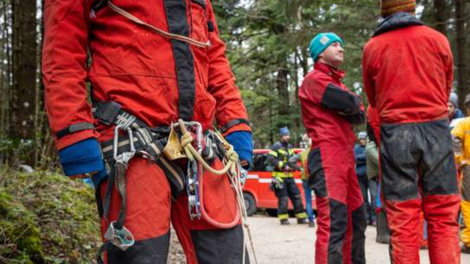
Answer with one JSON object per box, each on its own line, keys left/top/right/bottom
{"left": 272, "top": 176, "right": 284, "bottom": 189}
{"left": 283, "top": 165, "right": 292, "bottom": 172}
{"left": 240, "top": 159, "right": 250, "bottom": 169}
{"left": 239, "top": 167, "right": 248, "bottom": 187}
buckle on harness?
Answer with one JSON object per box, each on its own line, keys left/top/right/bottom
{"left": 94, "top": 101, "right": 122, "bottom": 126}
{"left": 104, "top": 221, "right": 135, "bottom": 251}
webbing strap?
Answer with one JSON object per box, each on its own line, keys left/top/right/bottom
{"left": 103, "top": 165, "right": 116, "bottom": 225}
{"left": 220, "top": 119, "right": 250, "bottom": 133}
{"left": 97, "top": 242, "right": 107, "bottom": 264}
{"left": 114, "top": 162, "right": 128, "bottom": 229}
{"left": 56, "top": 122, "right": 95, "bottom": 139}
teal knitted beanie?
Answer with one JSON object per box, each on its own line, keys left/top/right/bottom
{"left": 309, "top": 33, "right": 344, "bottom": 62}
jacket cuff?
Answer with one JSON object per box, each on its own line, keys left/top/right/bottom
{"left": 55, "top": 129, "right": 99, "bottom": 150}
{"left": 222, "top": 123, "right": 251, "bottom": 137}
{"left": 59, "top": 138, "right": 104, "bottom": 176}
{"left": 225, "top": 131, "right": 253, "bottom": 167}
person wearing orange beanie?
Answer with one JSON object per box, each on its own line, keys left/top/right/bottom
{"left": 363, "top": 0, "right": 460, "bottom": 263}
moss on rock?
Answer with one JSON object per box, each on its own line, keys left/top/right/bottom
{"left": 0, "top": 170, "right": 101, "bottom": 263}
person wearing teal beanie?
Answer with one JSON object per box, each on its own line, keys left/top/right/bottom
{"left": 309, "top": 32, "right": 344, "bottom": 63}
{"left": 300, "top": 31, "right": 366, "bottom": 263}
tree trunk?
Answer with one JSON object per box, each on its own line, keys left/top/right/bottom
{"left": 0, "top": 0, "right": 10, "bottom": 141}
{"left": 10, "top": 0, "right": 37, "bottom": 140}
{"left": 455, "top": 0, "right": 468, "bottom": 109}
{"left": 433, "top": 0, "right": 449, "bottom": 35}
{"left": 276, "top": 64, "right": 290, "bottom": 122}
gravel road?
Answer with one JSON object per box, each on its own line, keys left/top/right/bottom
{"left": 244, "top": 214, "right": 470, "bottom": 264}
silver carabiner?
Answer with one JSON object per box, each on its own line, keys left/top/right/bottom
{"left": 114, "top": 125, "right": 136, "bottom": 166}
{"left": 104, "top": 221, "right": 135, "bottom": 251}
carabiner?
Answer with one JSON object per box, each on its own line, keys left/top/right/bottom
{"left": 104, "top": 221, "right": 135, "bottom": 251}
{"left": 113, "top": 125, "right": 136, "bottom": 166}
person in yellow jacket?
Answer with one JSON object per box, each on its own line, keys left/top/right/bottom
{"left": 451, "top": 93, "right": 470, "bottom": 253}
{"left": 300, "top": 134, "right": 316, "bottom": 227}
{"left": 267, "top": 127, "right": 308, "bottom": 225}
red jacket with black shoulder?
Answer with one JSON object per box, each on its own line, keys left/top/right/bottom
{"left": 299, "top": 62, "right": 365, "bottom": 148}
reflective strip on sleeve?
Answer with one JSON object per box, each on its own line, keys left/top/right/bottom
{"left": 268, "top": 150, "right": 278, "bottom": 157}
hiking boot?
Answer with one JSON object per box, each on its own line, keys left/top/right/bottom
{"left": 280, "top": 219, "right": 290, "bottom": 225}
{"left": 308, "top": 221, "right": 315, "bottom": 228}
{"left": 297, "top": 218, "right": 308, "bottom": 224}
{"left": 461, "top": 244, "right": 470, "bottom": 254}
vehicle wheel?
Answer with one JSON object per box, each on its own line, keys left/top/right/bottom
{"left": 243, "top": 193, "right": 257, "bottom": 216}
{"left": 266, "top": 209, "right": 278, "bottom": 217}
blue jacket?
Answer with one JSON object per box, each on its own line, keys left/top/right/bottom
{"left": 354, "top": 144, "right": 367, "bottom": 178}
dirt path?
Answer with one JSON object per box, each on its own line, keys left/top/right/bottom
{"left": 245, "top": 215, "right": 470, "bottom": 264}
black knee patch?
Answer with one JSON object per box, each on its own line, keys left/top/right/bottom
{"left": 328, "top": 199, "right": 348, "bottom": 263}
{"left": 191, "top": 225, "right": 249, "bottom": 264}
{"left": 107, "top": 231, "right": 170, "bottom": 264}
{"left": 351, "top": 205, "right": 366, "bottom": 264}
{"left": 308, "top": 148, "right": 328, "bottom": 198}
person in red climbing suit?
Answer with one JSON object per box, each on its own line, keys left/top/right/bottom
{"left": 43, "top": 0, "right": 253, "bottom": 263}
{"left": 299, "top": 32, "right": 366, "bottom": 264}
{"left": 362, "top": 0, "right": 460, "bottom": 263}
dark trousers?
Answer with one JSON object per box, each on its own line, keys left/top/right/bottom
{"left": 381, "top": 120, "right": 460, "bottom": 264}
{"left": 274, "top": 177, "right": 306, "bottom": 220}
{"left": 358, "top": 175, "right": 377, "bottom": 224}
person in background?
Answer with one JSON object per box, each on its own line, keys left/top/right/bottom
{"left": 299, "top": 32, "right": 366, "bottom": 264}
{"left": 365, "top": 106, "right": 390, "bottom": 244}
{"left": 300, "top": 134, "right": 316, "bottom": 228}
{"left": 449, "top": 92, "right": 465, "bottom": 129}
{"left": 451, "top": 94, "right": 470, "bottom": 254}
{"left": 355, "top": 132, "right": 376, "bottom": 226}
{"left": 267, "top": 127, "right": 308, "bottom": 225}
{"left": 362, "top": 0, "right": 460, "bottom": 262}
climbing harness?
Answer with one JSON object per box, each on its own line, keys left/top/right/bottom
{"left": 93, "top": 101, "right": 257, "bottom": 263}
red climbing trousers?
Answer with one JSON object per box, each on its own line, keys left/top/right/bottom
{"left": 97, "top": 157, "right": 247, "bottom": 264}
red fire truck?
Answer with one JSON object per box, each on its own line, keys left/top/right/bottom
{"left": 243, "top": 148, "right": 316, "bottom": 216}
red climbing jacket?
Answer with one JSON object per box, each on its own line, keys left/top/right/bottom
{"left": 43, "top": 0, "right": 250, "bottom": 150}
{"left": 362, "top": 22, "right": 453, "bottom": 124}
